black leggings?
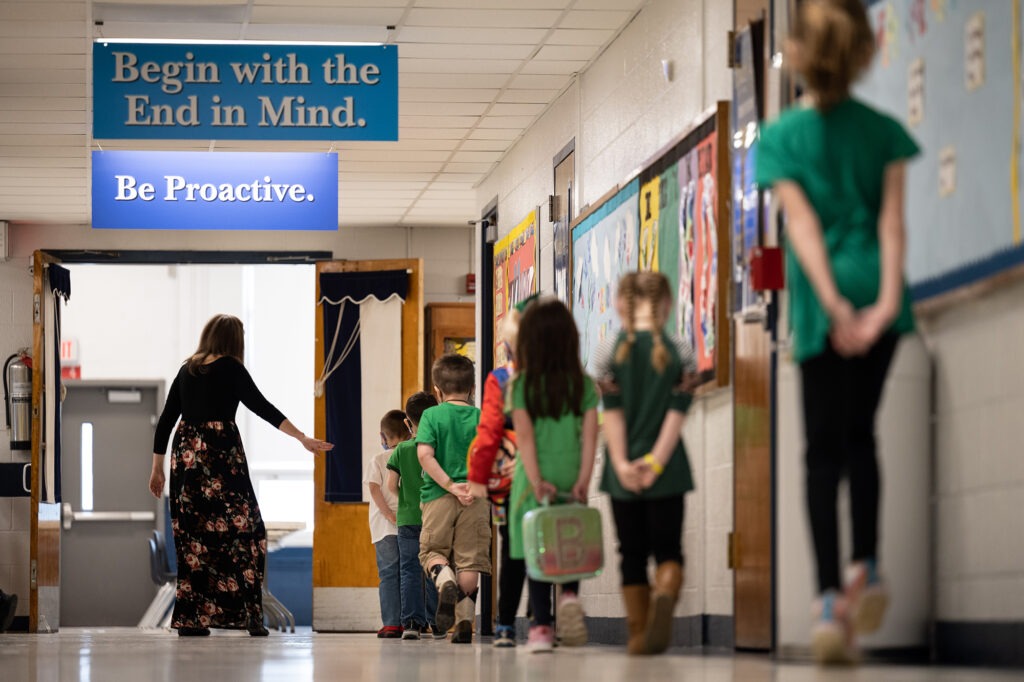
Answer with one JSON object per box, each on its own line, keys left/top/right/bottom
{"left": 611, "top": 496, "right": 685, "bottom": 586}
{"left": 497, "top": 523, "right": 527, "bottom": 627}
{"left": 800, "top": 332, "right": 899, "bottom": 593}
{"left": 527, "top": 578, "right": 578, "bottom": 627}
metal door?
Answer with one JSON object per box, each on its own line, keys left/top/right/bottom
{"left": 60, "top": 381, "right": 162, "bottom": 626}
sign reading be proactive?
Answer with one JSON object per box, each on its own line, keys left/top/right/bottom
{"left": 92, "top": 151, "right": 339, "bottom": 230}
{"left": 93, "top": 42, "right": 397, "bottom": 140}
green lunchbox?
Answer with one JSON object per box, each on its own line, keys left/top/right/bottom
{"left": 522, "top": 499, "right": 604, "bottom": 584}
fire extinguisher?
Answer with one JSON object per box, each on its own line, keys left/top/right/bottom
{"left": 4, "top": 351, "right": 32, "bottom": 451}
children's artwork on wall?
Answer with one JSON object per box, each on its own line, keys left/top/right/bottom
{"left": 641, "top": 105, "right": 731, "bottom": 385}
{"left": 493, "top": 209, "right": 538, "bottom": 364}
{"left": 570, "top": 179, "right": 639, "bottom": 372}
{"left": 639, "top": 176, "right": 660, "bottom": 272}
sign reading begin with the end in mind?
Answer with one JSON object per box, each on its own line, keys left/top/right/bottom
{"left": 91, "top": 151, "right": 339, "bottom": 230}
{"left": 92, "top": 42, "right": 397, "bottom": 141}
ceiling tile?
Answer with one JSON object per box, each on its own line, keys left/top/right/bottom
{"left": 475, "top": 115, "right": 536, "bottom": 129}
{"left": 507, "top": 74, "right": 567, "bottom": 89}
{"left": 401, "top": 88, "right": 500, "bottom": 103}
{"left": 520, "top": 60, "right": 587, "bottom": 75}
{"left": 398, "top": 44, "right": 535, "bottom": 60}
{"left": 397, "top": 27, "right": 547, "bottom": 45}
{"left": 411, "top": 0, "right": 570, "bottom": 7}
{"left": 467, "top": 128, "right": 521, "bottom": 141}
{"left": 405, "top": 9, "right": 562, "bottom": 29}
{"left": 398, "top": 128, "right": 469, "bottom": 140}
{"left": 340, "top": 149, "right": 450, "bottom": 162}
{"left": 249, "top": 6, "right": 405, "bottom": 24}
{"left": 533, "top": 45, "right": 597, "bottom": 61}
{"left": 400, "top": 73, "right": 509, "bottom": 89}
{"left": 401, "top": 102, "right": 489, "bottom": 117}
{"left": 449, "top": 150, "right": 503, "bottom": 163}
{"left": 399, "top": 58, "right": 520, "bottom": 75}
{"left": 558, "top": 10, "right": 634, "bottom": 30}
{"left": 400, "top": 115, "right": 478, "bottom": 128}
{"left": 496, "top": 89, "right": 560, "bottom": 104}
{"left": 571, "top": 0, "right": 644, "bottom": 9}
{"left": 548, "top": 28, "right": 617, "bottom": 45}
{"left": 457, "top": 139, "right": 512, "bottom": 152}
{"left": 443, "top": 162, "right": 494, "bottom": 173}
{"left": 241, "top": 24, "right": 388, "bottom": 42}
{"left": 487, "top": 102, "right": 546, "bottom": 116}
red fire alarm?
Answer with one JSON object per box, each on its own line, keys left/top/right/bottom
{"left": 750, "top": 247, "right": 784, "bottom": 291}
{"left": 465, "top": 273, "right": 476, "bottom": 295}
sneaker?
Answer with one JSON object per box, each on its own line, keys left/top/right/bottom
{"left": 433, "top": 566, "right": 459, "bottom": 635}
{"left": 176, "top": 627, "right": 211, "bottom": 637}
{"left": 428, "top": 624, "right": 447, "bottom": 640}
{"left": 377, "top": 625, "right": 404, "bottom": 639}
{"left": 555, "top": 593, "right": 587, "bottom": 647}
{"left": 810, "top": 591, "right": 857, "bottom": 665}
{"left": 524, "top": 625, "right": 554, "bottom": 654}
{"left": 845, "top": 559, "right": 888, "bottom": 635}
{"left": 493, "top": 624, "right": 516, "bottom": 648}
{"left": 401, "top": 627, "right": 421, "bottom": 640}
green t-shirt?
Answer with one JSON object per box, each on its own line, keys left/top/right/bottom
{"left": 386, "top": 439, "right": 423, "bottom": 527}
{"left": 415, "top": 402, "right": 481, "bottom": 504}
{"left": 507, "top": 374, "right": 599, "bottom": 559}
{"left": 756, "top": 97, "right": 919, "bottom": 362}
{"left": 595, "top": 330, "right": 696, "bottom": 500}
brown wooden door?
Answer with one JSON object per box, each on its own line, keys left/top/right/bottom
{"left": 733, "top": 318, "right": 773, "bottom": 650}
{"left": 312, "top": 259, "right": 422, "bottom": 628}
{"left": 424, "top": 302, "right": 476, "bottom": 391}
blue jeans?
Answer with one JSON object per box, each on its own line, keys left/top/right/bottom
{"left": 374, "top": 535, "right": 401, "bottom": 627}
{"left": 397, "top": 525, "right": 438, "bottom": 630}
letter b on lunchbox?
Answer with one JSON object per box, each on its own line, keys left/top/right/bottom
{"left": 522, "top": 503, "right": 603, "bottom": 584}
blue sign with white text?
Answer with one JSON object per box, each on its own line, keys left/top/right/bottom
{"left": 93, "top": 42, "right": 397, "bottom": 140}
{"left": 91, "top": 151, "right": 339, "bottom": 230}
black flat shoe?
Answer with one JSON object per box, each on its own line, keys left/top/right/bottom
{"left": 248, "top": 625, "right": 269, "bottom": 637}
{"left": 0, "top": 591, "right": 17, "bottom": 633}
{"left": 177, "top": 627, "right": 210, "bottom": 637}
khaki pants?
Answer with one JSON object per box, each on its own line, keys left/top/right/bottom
{"left": 418, "top": 495, "right": 491, "bottom": 574}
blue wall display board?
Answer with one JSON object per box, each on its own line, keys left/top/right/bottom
{"left": 93, "top": 42, "right": 397, "bottom": 141}
{"left": 857, "top": 0, "right": 1019, "bottom": 299}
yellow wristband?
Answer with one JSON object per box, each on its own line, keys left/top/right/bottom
{"left": 643, "top": 453, "right": 664, "bottom": 476}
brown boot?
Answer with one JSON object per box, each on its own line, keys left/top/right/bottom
{"left": 644, "top": 562, "right": 683, "bottom": 655}
{"left": 621, "top": 585, "right": 650, "bottom": 655}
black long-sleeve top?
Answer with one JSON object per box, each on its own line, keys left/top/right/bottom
{"left": 153, "top": 357, "right": 288, "bottom": 454}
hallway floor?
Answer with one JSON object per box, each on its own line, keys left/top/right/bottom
{"left": 0, "top": 628, "right": 1018, "bottom": 682}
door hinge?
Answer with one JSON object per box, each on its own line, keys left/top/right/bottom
{"left": 728, "top": 531, "right": 740, "bottom": 569}
{"left": 30, "top": 559, "right": 37, "bottom": 589}
{"left": 727, "top": 30, "right": 738, "bottom": 69}
{"left": 33, "top": 294, "right": 41, "bottom": 323}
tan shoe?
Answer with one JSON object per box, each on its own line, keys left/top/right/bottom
{"left": 621, "top": 585, "right": 650, "bottom": 655}
{"left": 451, "top": 595, "right": 475, "bottom": 644}
{"left": 644, "top": 562, "right": 683, "bottom": 655}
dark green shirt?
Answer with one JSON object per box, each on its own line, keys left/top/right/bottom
{"left": 415, "top": 402, "right": 481, "bottom": 504}
{"left": 386, "top": 439, "right": 423, "bottom": 527}
{"left": 593, "top": 330, "right": 696, "bottom": 500}
{"left": 756, "top": 97, "right": 919, "bottom": 362}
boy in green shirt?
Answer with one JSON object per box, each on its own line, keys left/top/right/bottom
{"left": 386, "top": 392, "right": 441, "bottom": 640}
{"left": 416, "top": 354, "right": 488, "bottom": 644}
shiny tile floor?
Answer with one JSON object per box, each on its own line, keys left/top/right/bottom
{"left": 0, "top": 629, "right": 1018, "bottom": 682}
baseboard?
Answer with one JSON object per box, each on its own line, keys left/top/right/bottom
{"left": 509, "top": 614, "right": 734, "bottom": 650}
{"left": 935, "top": 620, "right": 1024, "bottom": 667}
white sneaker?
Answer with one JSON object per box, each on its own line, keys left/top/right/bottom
{"left": 555, "top": 593, "right": 587, "bottom": 647}
{"left": 810, "top": 591, "right": 858, "bottom": 665}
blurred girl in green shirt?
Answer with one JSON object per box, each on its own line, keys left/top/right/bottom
{"left": 756, "top": 0, "right": 919, "bottom": 665}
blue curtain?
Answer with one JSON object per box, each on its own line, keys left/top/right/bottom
{"left": 320, "top": 270, "right": 408, "bottom": 503}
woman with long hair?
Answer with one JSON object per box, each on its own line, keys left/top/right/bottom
{"left": 149, "top": 314, "right": 332, "bottom": 637}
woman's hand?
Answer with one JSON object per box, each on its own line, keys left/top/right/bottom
{"left": 148, "top": 466, "right": 165, "bottom": 499}
{"left": 300, "top": 435, "right": 334, "bottom": 454}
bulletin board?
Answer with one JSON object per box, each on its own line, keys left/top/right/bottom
{"left": 637, "top": 103, "right": 732, "bottom": 386}
{"left": 570, "top": 179, "right": 639, "bottom": 373}
{"left": 493, "top": 209, "right": 538, "bottom": 364}
{"left": 857, "top": 0, "right": 1021, "bottom": 300}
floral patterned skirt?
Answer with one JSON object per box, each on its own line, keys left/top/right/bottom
{"left": 169, "top": 420, "right": 266, "bottom": 630}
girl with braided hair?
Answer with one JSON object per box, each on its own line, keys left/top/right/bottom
{"left": 590, "top": 271, "right": 697, "bottom": 655}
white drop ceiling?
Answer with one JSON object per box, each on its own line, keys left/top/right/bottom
{"left": 0, "top": 0, "right": 647, "bottom": 228}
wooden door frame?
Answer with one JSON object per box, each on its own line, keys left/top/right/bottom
{"left": 312, "top": 259, "right": 423, "bottom": 601}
